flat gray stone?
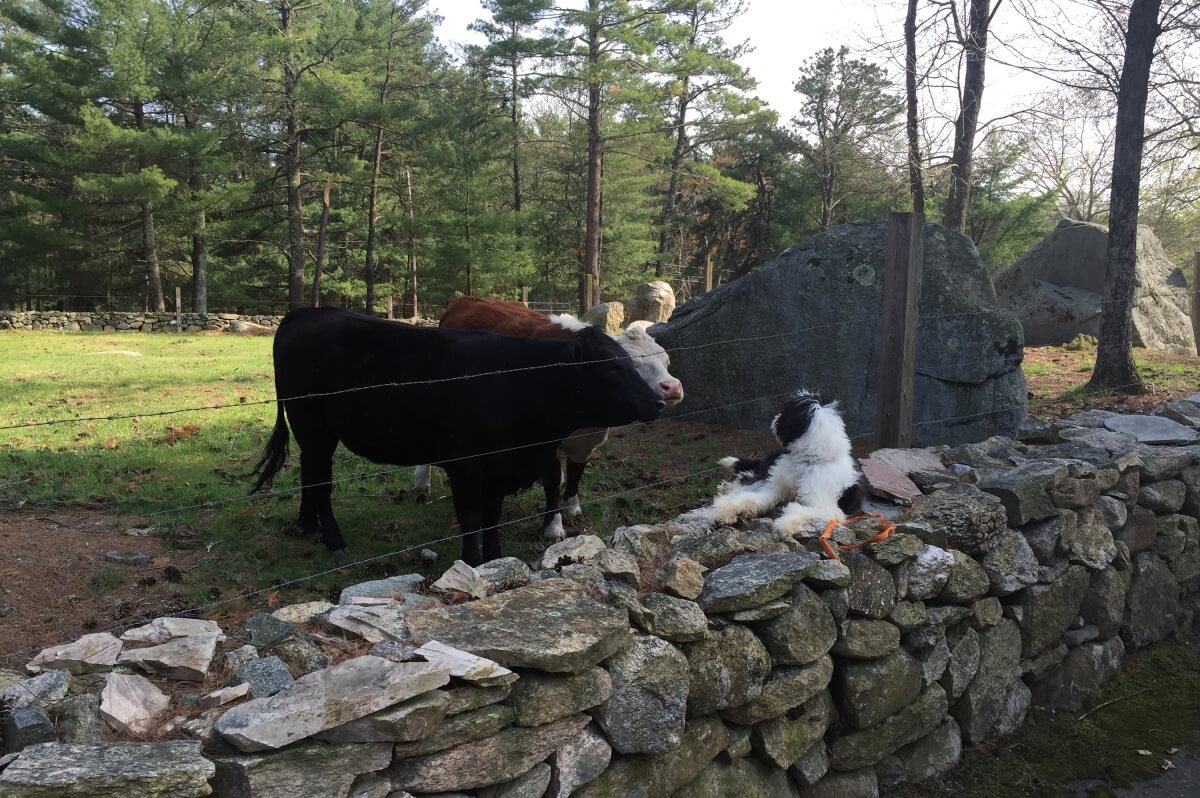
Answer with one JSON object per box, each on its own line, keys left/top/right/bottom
{"left": 27, "top": 633, "right": 123, "bottom": 675}
{"left": 575, "top": 717, "right": 729, "bottom": 798}
{"left": 829, "top": 684, "right": 947, "bottom": 771}
{"left": 231, "top": 656, "right": 295, "bottom": 698}
{"left": 388, "top": 714, "right": 591, "bottom": 794}
{"left": 314, "top": 689, "right": 449, "bottom": 743}
{"left": 406, "top": 579, "right": 632, "bottom": 673}
{"left": 212, "top": 740, "right": 391, "bottom": 798}
{"left": 547, "top": 723, "right": 611, "bottom": 798}
{"left": 699, "top": 552, "right": 819, "bottom": 613}
{"left": 721, "top": 655, "right": 834, "bottom": 725}
{"left": 981, "top": 531, "right": 1039, "bottom": 596}
{"left": 0, "top": 671, "right": 70, "bottom": 710}
{"left": 832, "top": 620, "right": 900, "bottom": 659}
{"left": 4, "top": 706, "right": 54, "bottom": 754}
{"left": 338, "top": 574, "right": 425, "bottom": 604}
{"left": 508, "top": 667, "right": 611, "bottom": 727}
{"left": 477, "top": 763, "right": 552, "bottom": 798}
{"left": 1105, "top": 414, "right": 1200, "bottom": 445}
{"left": 835, "top": 649, "right": 922, "bottom": 730}
{"left": 594, "top": 634, "right": 689, "bottom": 754}
{"left": 683, "top": 621, "right": 770, "bottom": 717}
{"left": 631, "top": 593, "right": 707, "bottom": 642}
{"left": 756, "top": 584, "right": 838, "bottom": 665}
{"left": 215, "top": 656, "right": 451, "bottom": 752}
{"left": 117, "top": 634, "right": 218, "bottom": 681}
{"left": 0, "top": 741, "right": 214, "bottom": 797}
{"left": 103, "top": 550, "right": 151, "bottom": 567}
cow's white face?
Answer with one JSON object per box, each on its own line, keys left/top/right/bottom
{"left": 614, "top": 323, "right": 683, "bottom": 405}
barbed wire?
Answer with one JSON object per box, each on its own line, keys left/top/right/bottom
{"left": 0, "top": 365, "right": 1190, "bottom": 667}
{"left": 6, "top": 278, "right": 1197, "bottom": 432}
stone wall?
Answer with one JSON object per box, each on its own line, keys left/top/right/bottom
{"left": 2, "top": 406, "right": 1200, "bottom": 796}
{"left": 0, "top": 310, "right": 284, "bottom": 333}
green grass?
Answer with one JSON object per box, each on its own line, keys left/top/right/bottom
{"left": 0, "top": 331, "right": 733, "bottom": 606}
{"left": 1023, "top": 362, "right": 1062, "bottom": 378}
{"left": 891, "top": 641, "right": 1200, "bottom": 797}
{"left": 86, "top": 567, "right": 129, "bottom": 596}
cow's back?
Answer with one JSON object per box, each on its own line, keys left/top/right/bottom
{"left": 440, "top": 296, "right": 574, "bottom": 340}
{"left": 270, "top": 307, "right": 578, "bottom": 480}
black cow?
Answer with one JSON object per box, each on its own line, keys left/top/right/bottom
{"left": 250, "top": 307, "right": 664, "bottom": 565}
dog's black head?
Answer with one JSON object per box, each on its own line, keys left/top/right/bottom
{"left": 770, "top": 391, "right": 824, "bottom": 447}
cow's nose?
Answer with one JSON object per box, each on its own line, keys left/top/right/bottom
{"left": 661, "top": 379, "right": 684, "bottom": 401}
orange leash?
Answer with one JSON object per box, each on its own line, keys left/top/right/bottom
{"left": 819, "top": 512, "right": 895, "bottom": 560}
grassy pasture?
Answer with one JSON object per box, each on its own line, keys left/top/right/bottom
{"left": 0, "top": 331, "right": 745, "bottom": 612}
{"left": 2, "top": 332, "right": 1198, "bottom": 625}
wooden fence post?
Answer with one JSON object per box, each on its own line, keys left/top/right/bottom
{"left": 876, "top": 212, "right": 925, "bottom": 448}
{"left": 1192, "top": 252, "right": 1199, "bottom": 354}
{"left": 175, "top": 286, "right": 182, "bottom": 332}
{"left": 386, "top": 294, "right": 394, "bottom": 320}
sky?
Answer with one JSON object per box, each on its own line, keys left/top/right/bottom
{"left": 427, "top": 0, "right": 1054, "bottom": 127}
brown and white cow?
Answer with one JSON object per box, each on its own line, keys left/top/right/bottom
{"left": 414, "top": 296, "right": 683, "bottom": 540}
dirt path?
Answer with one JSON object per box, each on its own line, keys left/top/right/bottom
{"left": 0, "top": 511, "right": 198, "bottom": 666}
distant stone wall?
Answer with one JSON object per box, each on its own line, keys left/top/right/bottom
{"left": 0, "top": 311, "right": 284, "bottom": 333}
{"left": 2, "top": 406, "right": 1200, "bottom": 796}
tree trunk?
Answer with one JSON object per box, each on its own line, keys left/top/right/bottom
{"left": 133, "top": 100, "right": 165, "bottom": 312}
{"left": 184, "top": 114, "right": 208, "bottom": 316}
{"left": 406, "top": 165, "right": 418, "bottom": 318}
{"left": 191, "top": 210, "right": 207, "bottom": 315}
{"left": 511, "top": 42, "right": 522, "bottom": 230}
{"left": 819, "top": 160, "right": 835, "bottom": 231}
{"left": 1087, "top": 0, "right": 1160, "bottom": 394}
{"left": 581, "top": 0, "right": 602, "bottom": 313}
{"left": 656, "top": 6, "right": 698, "bottom": 278}
{"left": 141, "top": 202, "right": 165, "bottom": 313}
{"left": 904, "top": 0, "right": 926, "bottom": 214}
{"left": 313, "top": 175, "right": 333, "bottom": 307}
{"left": 364, "top": 18, "right": 396, "bottom": 316}
{"left": 364, "top": 124, "right": 385, "bottom": 314}
{"left": 941, "top": 0, "right": 991, "bottom": 230}
{"left": 282, "top": 2, "right": 306, "bottom": 310}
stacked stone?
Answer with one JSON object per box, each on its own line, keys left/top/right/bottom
{"left": 0, "top": 311, "right": 284, "bottom": 333}
{"left": 2, "top": 402, "right": 1200, "bottom": 797}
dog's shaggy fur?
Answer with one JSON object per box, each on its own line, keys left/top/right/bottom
{"left": 702, "top": 391, "right": 862, "bottom": 535}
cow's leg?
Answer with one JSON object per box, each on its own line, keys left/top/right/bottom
{"left": 559, "top": 429, "right": 606, "bottom": 521}
{"left": 413, "top": 464, "right": 432, "bottom": 502}
{"left": 448, "top": 475, "right": 484, "bottom": 567}
{"left": 541, "top": 455, "right": 565, "bottom": 541}
{"left": 480, "top": 490, "right": 506, "bottom": 563}
{"left": 561, "top": 458, "right": 588, "bottom": 519}
{"left": 297, "top": 434, "right": 347, "bottom": 554}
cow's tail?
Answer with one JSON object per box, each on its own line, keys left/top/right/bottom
{"left": 250, "top": 402, "right": 290, "bottom": 493}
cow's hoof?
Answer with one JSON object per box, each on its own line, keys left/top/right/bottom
{"left": 330, "top": 548, "right": 350, "bottom": 563}
{"left": 562, "top": 497, "right": 583, "bottom": 519}
{"left": 543, "top": 515, "right": 566, "bottom": 542}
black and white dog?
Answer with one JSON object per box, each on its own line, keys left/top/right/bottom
{"left": 699, "top": 391, "right": 863, "bottom": 535}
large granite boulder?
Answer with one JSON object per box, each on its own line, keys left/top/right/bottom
{"left": 996, "top": 219, "right": 1196, "bottom": 354}
{"left": 650, "top": 220, "right": 1026, "bottom": 445}
{"left": 626, "top": 282, "right": 676, "bottom": 325}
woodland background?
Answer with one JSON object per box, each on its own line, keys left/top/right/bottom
{"left": 0, "top": 0, "right": 1197, "bottom": 317}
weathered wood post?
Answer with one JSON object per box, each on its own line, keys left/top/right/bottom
{"left": 520, "top": 286, "right": 530, "bottom": 307}
{"left": 1192, "top": 252, "right": 1199, "bottom": 354}
{"left": 386, "top": 294, "right": 394, "bottom": 320}
{"left": 175, "top": 286, "right": 182, "bottom": 332}
{"left": 876, "top": 212, "right": 925, "bottom": 448}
